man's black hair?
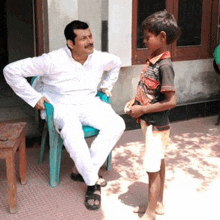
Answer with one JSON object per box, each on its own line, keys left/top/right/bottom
{"left": 64, "top": 20, "right": 89, "bottom": 44}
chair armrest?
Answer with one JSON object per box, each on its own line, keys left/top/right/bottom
{"left": 44, "top": 102, "right": 54, "bottom": 117}
{"left": 31, "top": 76, "right": 37, "bottom": 86}
{"left": 96, "top": 90, "right": 111, "bottom": 104}
{"left": 44, "top": 102, "right": 57, "bottom": 134}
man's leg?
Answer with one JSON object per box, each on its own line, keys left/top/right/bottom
{"left": 53, "top": 104, "right": 99, "bottom": 186}
{"left": 80, "top": 98, "right": 125, "bottom": 174}
{"left": 54, "top": 103, "right": 110, "bottom": 210}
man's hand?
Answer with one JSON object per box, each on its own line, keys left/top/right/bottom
{"left": 35, "top": 97, "right": 50, "bottom": 110}
{"left": 100, "top": 88, "right": 112, "bottom": 97}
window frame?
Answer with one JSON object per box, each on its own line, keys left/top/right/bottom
{"left": 132, "top": 0, "right": 218, "bottom": 64}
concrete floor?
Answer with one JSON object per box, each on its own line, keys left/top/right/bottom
{"left": 0, "top": 116, "right": 220, "bottom": 220}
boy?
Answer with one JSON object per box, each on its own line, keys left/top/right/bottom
{"left": 124, "top": 10, "right": 180, "bottom": 220}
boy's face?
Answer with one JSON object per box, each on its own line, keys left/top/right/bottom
{"left": 143, "top": 30, "right": 165, "bottom": 55}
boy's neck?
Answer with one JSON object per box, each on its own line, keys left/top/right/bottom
{"left": 150, "top": 46, "right": 168, "bottom": 58}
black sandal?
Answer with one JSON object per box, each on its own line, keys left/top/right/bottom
{"left": 85, "top": 184, "right": 101, "bottom": 210}
{"left": 70, "top": 173, "right": 84, "bottom": 182}
{"left": 70, "top": 173, "right": 107, "bottom": 187}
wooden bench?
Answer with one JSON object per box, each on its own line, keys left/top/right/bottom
{"left": 0, "top": 122, "right": 27, "bottom": 213}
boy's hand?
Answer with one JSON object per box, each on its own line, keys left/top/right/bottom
{"left": 35, "top": 97, "right": 50, "bottom": 110}
{"left": 100, "top": 88, "right": 112, "bottom": 97}
{"left": 124, "top": 99, "right": 135, "bottom": 114}
{"left": 129, "top": 105, "right": 144, "bottom": 118}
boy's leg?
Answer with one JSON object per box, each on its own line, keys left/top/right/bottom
{"left": 135, "top": 159, "right": 165, "bottom": 215}
{"left": 141, "top": 171, "right": 161, "bottom": 220}
{"left": 138, "top": 121, "right": 169, "bottom": 219}
{"left": 156, "top": 159, "right": 165, "bottom": 215}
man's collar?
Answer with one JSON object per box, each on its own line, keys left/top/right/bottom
{"left": 65, "top": 45, "right": 72, "bottom": 58}
{"left": 64, "top": 45, "right": 95, "bottom": 61}
{"left": 148, "top": 51, "right": 171, "bottom": 65}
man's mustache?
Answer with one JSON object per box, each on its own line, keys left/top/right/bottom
{"left": 85, "top": 44, "right": 94, "bottom": 48}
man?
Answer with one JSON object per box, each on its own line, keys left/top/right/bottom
{"left": 3, "top": 20, "right": 125, "bottom": 210}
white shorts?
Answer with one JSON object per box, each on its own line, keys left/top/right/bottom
{"left": 141, "top": 120, "right": 170, "bottom": 173}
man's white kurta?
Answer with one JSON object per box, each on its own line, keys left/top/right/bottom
{"left": 3, "top": 46, "right": 121, "bottom": 107}
{"left": 3, "top": 46, "right": 125, "bottom": 186}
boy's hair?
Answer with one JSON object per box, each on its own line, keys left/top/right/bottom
{"left": 64, "top": 20, "right": 89, "bottom": 44}
{"left": 142, "top": 10, "right": 180, "bottom": 45}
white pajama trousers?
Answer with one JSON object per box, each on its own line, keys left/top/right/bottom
{"left": 53, "top": 97, "right": 125, "bottom": 186}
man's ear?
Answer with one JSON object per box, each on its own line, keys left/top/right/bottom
{"left": 160, "top": 31, "right": 167, "bottom": 42}
{"left": 67, "top": 40, "right": 74, "bottom": 49}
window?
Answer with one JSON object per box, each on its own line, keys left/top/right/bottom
{"left": 132, "top": 0, "right": 218, "bottom": 64}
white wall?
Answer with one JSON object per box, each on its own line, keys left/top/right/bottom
{"left": 111, "top": 59, "right": 220, "bottom": 114}
{"left": 78, "top": 0, "right": 102, "bottom": 50}
{"left": 47, "top": 0, "right": 102, "bottom": 51}
{"left": 47, "top": 0, "right": 78, "bottom": 51}
{"left": 46, "top": 0, "right": 220, "bottom": 115}
{"left": 108, "top": 0, "right": 132, "bottom": 66}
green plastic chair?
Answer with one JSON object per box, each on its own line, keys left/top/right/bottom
{"left": 31, "top": 77, "right": 112, "bottom": 187}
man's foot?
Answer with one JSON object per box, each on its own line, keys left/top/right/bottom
{"left": 96, "top": 176, "right": 107, "bottom": 187}
{"left": 70, "top": 173, "right": 84, "bottom": 182}
{"left": 70, "top": 173, "right": 107, "bottom": 187}
{"left": 85, "top": 184, "right": 101, "bottom": 210}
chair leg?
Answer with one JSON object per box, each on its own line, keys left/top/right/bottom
{"left": 38, "top": 122, "right": 48, "bottom": 164}
{"left": 49, "top": 133, "right": 63, "bottom": 187}
{"left": 55, "top": 136, "right": 63, "bottom": 184}
{"left": 106, "top": 151, "right": 112, "bottom": 171}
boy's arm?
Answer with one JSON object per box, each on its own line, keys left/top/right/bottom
{"left": 128, "top": 91, "right": 176, "bottom": 118}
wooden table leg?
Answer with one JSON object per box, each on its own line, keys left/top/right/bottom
{"left": 19, "top": 129, "right": 27, "bottom": 185}
{"left": 5, "top": 149, "right": 17, "bottom": 214}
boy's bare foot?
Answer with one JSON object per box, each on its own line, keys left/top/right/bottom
{"left": 134, "top": 202, "right": 164, "bottom": 215}
{"left": 133, "top": 204, "right": 147, "bottom": 213}
{"left": 155, "top": 202, "right": 164, "bottom": 215}
{"left": 140, "top": 213, "right": 155, "bottom": 220}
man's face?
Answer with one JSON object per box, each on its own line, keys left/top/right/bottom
{"left": 71, "top": 28, "right": 94, "bottom": 56}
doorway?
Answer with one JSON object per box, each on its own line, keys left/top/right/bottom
{"left": 0, "top": 0, "right": 46, "bottom": 137}
{"left": 0, "top": 0, "right": 35, "bottom": 103}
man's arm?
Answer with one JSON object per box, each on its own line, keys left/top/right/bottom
{"left": 99, "top": 53, "right": 121, "bottom": 93}
{"left": 3, "top": 54, "right": 51, "bottom": 108}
